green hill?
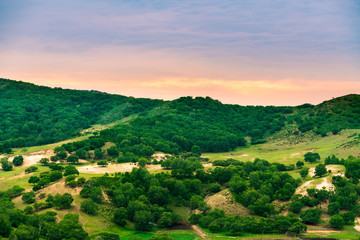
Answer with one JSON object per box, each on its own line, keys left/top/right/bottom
{"left": 1, "top": 78, "right": 359, "bottom": 155}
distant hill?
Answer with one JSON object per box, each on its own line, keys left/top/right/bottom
{"left": 0, "top": 78, "right": 359, "bottom": 153}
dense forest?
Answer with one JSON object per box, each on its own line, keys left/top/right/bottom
{"left": 1, "top": 79, "right": 360, "bottom": 155}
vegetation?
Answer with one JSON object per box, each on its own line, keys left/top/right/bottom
{"left": 1, "top": 79, "right": 360, "bottom": 239}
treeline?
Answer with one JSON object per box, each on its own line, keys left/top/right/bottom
{"left": 0, "top": 79, "right": 162, "bottom": 152}
{"left": 1, "top": 79, "right": 360, "bottom": 154}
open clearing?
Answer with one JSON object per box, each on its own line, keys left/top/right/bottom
{"left": 77, "top": 162, "right": 163, "bottom": 174}
{"left": 8, "top": 149, "right": 55, "bottom": 167}
{"left": 205, "top": 129, "right": 360, "bottom": 164}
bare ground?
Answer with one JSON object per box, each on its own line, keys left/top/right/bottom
{"left": 191, "top": 225, "right": 207, "bottom": 239}
{"left": 295, "top": 180, "right": 314, "bottom": 195}
{"left": 354, "top": 217, "right": 360, "bottom": 232}
{"left": 8, "top": 149, "right": 55, "bottom": 167}
{"left": 77, "top": 162, "right": 163, "bottom": 174}
{"left": 291, "top": 148, "right": 317, "bottom": 157}
{"left": 316, "top": 177, "right": 335, "bottom": 191}
{"left": 205, "top": 189, "right": 249, "bottom": 216}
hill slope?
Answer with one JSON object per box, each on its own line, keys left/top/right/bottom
{"left": 1, "top": 78, "right": 359, "bottom": 154}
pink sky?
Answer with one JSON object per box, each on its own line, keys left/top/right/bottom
{"left": 0, "top": 1, "right": 359, "bottom": 106}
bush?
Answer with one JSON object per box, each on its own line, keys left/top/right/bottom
{"left": 49, "top": 170, "right": 63, "bottom": 182}
{"left": 328, "top": 202, "right": 341, "bottom": 215}
{"left": 67, "top": 180, "right": 77, "bottom": 188}
{"left": 300, "top": 208, "right": 321, "bottom": 225}
{"left": 64, "top": 165, "right": 79, "bottom": 176}
{"left": 22, "top": 191, "right": 36, "bottom": 204}
{"left": 113, "top": 207, "right": 127, "bottom": 226}
{"left": 25, "top": 166, "right": 38, "bottom": 173}
{"left": 329, "top": 214, "right": 345, "bottom": 229}
{"left": 13, "top": 155, "right": 24, "bottom": 166}
{"left": 81, "top": 199, "right": 98, "bottom": 215}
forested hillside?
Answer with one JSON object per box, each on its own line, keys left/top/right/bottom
{"left": 1, "top": 79, "right": 359, "bottom": 154}
{"left": 0, "top": 79, "right": 162, "bottom": 152}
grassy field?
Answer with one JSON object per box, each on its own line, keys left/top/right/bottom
{"left": 11, "top": 135, "right": 92, "bottom": 155}
{"left": 204, "top": 129, "right": 360, "bottom": 164}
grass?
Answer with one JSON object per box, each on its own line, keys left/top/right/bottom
{"left": 12, "top": 135, "right": 92, "bottom": 155}
{"left": 0, "top": 164, "right": 50, "bottom": 191}
{"left": 90, "top": 227, "right": 197, "bottom": 240}
{"left": 204, "top": 129, "right": 360, "bottom": 164}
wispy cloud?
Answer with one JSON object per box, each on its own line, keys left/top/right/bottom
{"left": 0, "top": 0, "right": 359, "bottom": 105}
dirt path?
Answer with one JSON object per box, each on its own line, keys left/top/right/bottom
{"left": 295, "top": 180, "right": 314, "bottom": 195}
{"left": 191, "top": 225, "right": 207, "bottom": 239}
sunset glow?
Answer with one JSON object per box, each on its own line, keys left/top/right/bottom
{"left": 0, "top": 0, "right": 359, "bottom": 105}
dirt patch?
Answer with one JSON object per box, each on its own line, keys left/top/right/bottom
{"left": 291, "top": 148, "right": 317, "bottom": 157}
{"left": 295, "top": 180, "right": 314, "bottom": 195}
{"left": 152, "top": 153, "right": 171, "bottom": 161}
{"left": 191, "top": 225, "right": 207, "bottom": 239}
{"left": 77, "top": 162, "right": 163, "bottom": 174}
{"left": 205, "top": 189, "right": 248, "bottom": 216}
{"left": 316, "top": 177, "right": 335, "bottom": 191}
{"left": 203, "top": 163, "right": 213, "bottom": 168}
{"left": 354, "top": 217, "right": 360, "bottom": 232}
{"left": 326, "top": 165, "right": 344, "bottom": 177}
{"left": 8, "top": 149, "right": 55, "bottom": 167}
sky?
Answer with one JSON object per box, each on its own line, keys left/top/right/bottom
{"left": 0, "top": 0, "right": 359, "bottom": 106}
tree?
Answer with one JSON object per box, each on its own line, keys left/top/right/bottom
{"left": 191, "top": 145, "right": 202, "bottom": 156}
{"left": 341, "top": 212, "right": 355, "bottom": 225}
{"left": 47, "top": 213, "right": 88, "bottom": 240}
{"left": 315, "top": 164, "right": 327, "bottom": 177}
{"left": 39, "top": 158, "right": 49, "bottom": 166}
{"left": 289, "top": 201, "right": 303, "bottom": 214}
{"left": 28, "top": 176, "right": 40, "bottom": 184}
{"left": 328, "top": 202, "right": 341, "bottom": 215}
{"left": 56, "top": 151, "right": 68, "bottom": 160}
{"left": 13, "top": 155, "right": 24, "bottom": 166}
{"left": 97, "top": 160, "right": 108, "bottom": 167}
{"left": 9, "top": 224, "right": 38, "bottom": 240}
{"left": 50, "top": 155, "right": 59, "bottom": 163}
{"left": 107, "top": 146, "right": 119, "bottom": 157}
{"left": 24, "top": 206, "right": 33, "bottom": 214}
{"left": 22, "top": 191, "right": 36, "bottom": 204}
{"left": 113, "top": 207, "right": 127, "bottom": 226}
{"left": 94, "top": 148, "right": 103, "bottom": 159}
{"left": 49, "top": 170, "right": 63, "bottom": 182}
{"left": 81, "top": 199, "right": 98, "bottom": 215}
{"left": 300, "top": 208, "right": 321, "bottom": 224}
{"left": 134, "top": 210, "right": 154, "bottom": 231}
{"left": 287, "top": 222, "right": 307, "bottom": 236}
{"left": 64, "top": 165, "right": 79, "bottom": 176}
{"left": 1, "top": 158, "right": 13, "bottom": 171}
{"left": 304, "top": 152, "right": 320, "bottom": 163}
{"left": 296, "top": 161, "right": 304, "bottom": 168}
{"left": 329, "top": 214, "right": 345, "bottom": 229}
{"left": 54, "top": 193, "right": 74, "bottom": 209}
{"left": 0, "top": 214, "right": 12, "bottom": 237}
{"left": 67, "top": 154, "right": 79, "bottom": 164}
{"left": 138, "top": 158, "right": 148, "bottom": 167}
{"left": 300, "top": 167, "right": 309, "bottom": 179}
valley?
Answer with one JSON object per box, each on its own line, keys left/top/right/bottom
{"left": 1, "top": 79, "right": 360, "bottom": 240}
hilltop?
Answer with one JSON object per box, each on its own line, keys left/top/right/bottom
{"left": 1, "top": 78, "right": 359, "bottom": 155}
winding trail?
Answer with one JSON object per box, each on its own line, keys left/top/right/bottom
{"left": 191, "top": 225, "right": 207, "bottom": 239}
